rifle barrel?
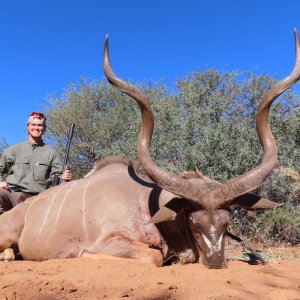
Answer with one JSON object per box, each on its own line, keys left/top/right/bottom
{"left": 63, "top": 123, "right": 75, "bottom": 168}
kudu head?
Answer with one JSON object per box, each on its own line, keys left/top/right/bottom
{"left": 103, "top": 29, "right": 300, "bottom": 268}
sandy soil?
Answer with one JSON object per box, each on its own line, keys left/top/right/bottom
{"left": 0, "top": 246, "right": 299, "bottom": 300}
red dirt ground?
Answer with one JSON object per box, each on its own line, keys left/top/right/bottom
{"left": 0, "top": 246, "right": 299, "bottom": 300}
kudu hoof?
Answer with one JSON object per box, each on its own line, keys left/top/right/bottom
{"left": 0, "top": 248, "right": 15, "bottom": 261}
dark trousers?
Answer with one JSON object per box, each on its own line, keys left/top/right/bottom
{"left": 0, "top": 189, "right": 34, "bottom": 214}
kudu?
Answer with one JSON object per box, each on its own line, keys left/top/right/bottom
{"left": 0, "top": 29, "right": 299, "bottom": 269}
{"left": 103, "top": 28, "right": 300, "bottom": 267}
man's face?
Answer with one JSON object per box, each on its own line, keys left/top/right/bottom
{"left": 26, "top": 122, "right": 45, "bottom": 139}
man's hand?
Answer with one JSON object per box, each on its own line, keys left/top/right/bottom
{"left": 0, "top": 181, "right": 8, "bottom": 189}
{"left": 61, "top": 170, "right": 72, "bottom": 181}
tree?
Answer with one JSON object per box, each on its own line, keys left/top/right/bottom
{"left": 0, "top": 138, "right": 8, "bottom": 156}
{"left": 44, "top": 78, "right": 140, "bottom": 178}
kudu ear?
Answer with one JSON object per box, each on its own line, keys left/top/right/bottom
{"left": 231, "top": 193, "right": 284, "bottom": 211}
{"left": 147, "top": 206, "right": 177, "bottom": 224}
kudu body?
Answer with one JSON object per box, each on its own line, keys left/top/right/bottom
{"left": 0, "top": 30, "right": 299, "bottom": 268}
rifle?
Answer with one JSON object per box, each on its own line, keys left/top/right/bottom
{"left": 52, "top": 123, "right": 75, "bottom": 186}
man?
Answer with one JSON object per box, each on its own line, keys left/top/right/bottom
{"left": 0, "top": 112, "right": 72, "bottom": 214}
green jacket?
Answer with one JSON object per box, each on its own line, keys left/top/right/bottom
{"left": 0, "top": 140, "right": 63, "bottom": 194}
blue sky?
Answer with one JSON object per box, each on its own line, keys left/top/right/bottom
{"left": 1, "top": 0, "right": 300, "bottom": 145}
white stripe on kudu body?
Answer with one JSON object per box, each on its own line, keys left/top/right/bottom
{"left": 81, "top": 175, "right": 94, "bottom": 241}
{"left": 36, "top": 186, "right": 64, "bottom": 238}
{"left": 53, "top": 182, "right": 76, "bottom": 228}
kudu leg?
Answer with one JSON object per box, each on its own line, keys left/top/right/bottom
{"left": 0, "top": 200, "right": 32, "bottom": 260}
{"left": 0, "top": 248, "right": 15, "bottom": 261}
{"left": 82, "top": 236, "right": 163, "bottom": 267}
